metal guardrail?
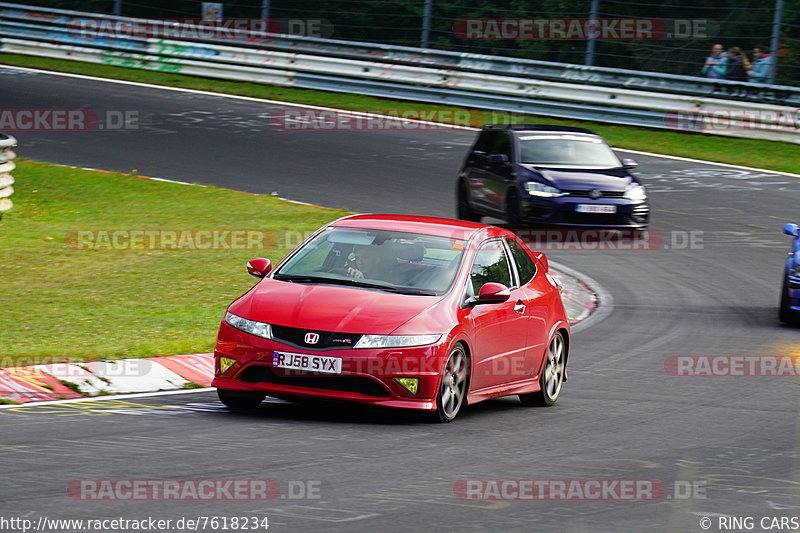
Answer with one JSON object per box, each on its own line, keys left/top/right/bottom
{"left": 0, "top": 133, "right": 16, "bottom": 218}
{"left": 1, "top": 2, "right": 797, "bottom": 106}
{"left": 0, "top": 3, "right": 798, "bottom": 143}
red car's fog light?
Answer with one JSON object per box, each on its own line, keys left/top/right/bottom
{"left": 218, "top": 356, "right": 236, "bottom": 374}
{"left": 394, "top": 377, "right": 420, "bottom": 395}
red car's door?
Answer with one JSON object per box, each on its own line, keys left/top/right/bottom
{"left": 465, "top": 239, "right": 532, "bottom": 391}
{"left": 506, "top": 238, "right": 552, "bottom": 377}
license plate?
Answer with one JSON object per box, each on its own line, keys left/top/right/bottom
{"left": 272, "top": 351, "right": 342, "bottom": 374}
{"left": 576, "top": 204, "right": 617, "bottom": 214}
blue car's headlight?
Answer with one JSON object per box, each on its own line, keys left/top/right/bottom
{"left": 525, "top": 182, "right": 566, "bottom": 197}
{"left": 792, "top": 264, "right": 800, "bottom": 277}
{"left": 623, "top": 184, "right": 648, "bottom": 201}
{"left": 224, "top": 312, "right": 272, "bottom": 339}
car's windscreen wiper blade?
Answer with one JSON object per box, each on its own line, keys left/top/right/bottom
{"left": 273, "top": 274, "right": 340, "bottom": 283}
{"left": 273, "top": 274, "right": 438, "bottom": 295}
{"left": 273, "top": 274, "right": 400, "bottom": 292}
{"left": 392, "top": 287, "right": 439, "bottom": 296}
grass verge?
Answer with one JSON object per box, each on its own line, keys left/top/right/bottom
{"left": 0, "top": 52, "right": 797, "bottom": 174}
{"left": 0, "top": 159, "right": 349, "bottom": 365}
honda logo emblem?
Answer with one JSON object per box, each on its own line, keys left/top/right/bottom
{"left": 304, "top": 332, "right": 320, "bottom": 344}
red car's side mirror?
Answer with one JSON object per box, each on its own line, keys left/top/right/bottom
{"left": 476, "top": 282, "right": 511, "bottom": 304}
{"left": 533, "top": 251, "right": 549, "bottom": 272}
{"left": 247, "top": 258, "right": 272, "bottom": 278}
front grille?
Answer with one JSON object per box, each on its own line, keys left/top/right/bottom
{"left": 270, "top": 324, "right": 362, "bottom": 350}
{"left": 239, "top": 365, "right": 390, "bottom": 397}
{"left": 563, "top": 190, "right": 626, "bottom": 198}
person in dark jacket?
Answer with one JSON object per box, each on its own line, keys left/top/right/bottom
{"left": 725, "top": 47, "right": 748, "bottom": 81}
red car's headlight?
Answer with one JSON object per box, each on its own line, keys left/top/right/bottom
{"left": 353, "top": 334, "right": 442, "bottom": 349}
{"left": 224, "top": 312, "right": 272, "bottom": 339}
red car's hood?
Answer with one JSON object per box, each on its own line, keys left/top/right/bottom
{"left": 230, "top": 279, "right": 445, "bottom": 334}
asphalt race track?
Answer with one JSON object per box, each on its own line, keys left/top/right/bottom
{"left": 2, "top": 67, "right": 800, "bottom": 532}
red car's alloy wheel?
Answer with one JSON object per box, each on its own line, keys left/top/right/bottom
{"left": 435, "top": 345, "right": 469, "bottom": 422}
{"left": 520, "top": 331, "right": 565, "bottom": 407}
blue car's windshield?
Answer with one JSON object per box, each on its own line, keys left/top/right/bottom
{"left": 518, "top": 133, "right": 621, "bottom": 168}
{"left": 274, "top": 227, "right": 466, "bottom": 295}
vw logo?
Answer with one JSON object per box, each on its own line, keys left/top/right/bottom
{"left": 304, "top": 332, "right": 320, "bottom": 344}
{"left": 588, "top": 189, "right": 602, "bottom": 199}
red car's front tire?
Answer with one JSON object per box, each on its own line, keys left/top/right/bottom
{"left": 217, "top": 388, "right": 265, "bottom": 410}
{"left": 434, "top": 345, "right": 470, "bottom": 423}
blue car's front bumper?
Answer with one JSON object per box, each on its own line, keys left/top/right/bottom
{"left": 521, "top": 195, "right": 649, "bottom": 228}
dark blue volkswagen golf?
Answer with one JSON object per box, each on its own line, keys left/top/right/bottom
{"left": 780, "top": 223, "right": 800, "bottom": 325}
{"left": 456, "top": 124, "right": 649, "bottom": 228}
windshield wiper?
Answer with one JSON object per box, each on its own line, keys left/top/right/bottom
{"left": 273, "top": 274, "right": 340, "bottom": 283}
{"left": 272, "top": 274, "right": 438, "bottom": 295}
{"left": 273, "top": 274, "right": 399, "bottom": 292}
{"left": 392, "top": 287, "right": 439, "bottom": 296}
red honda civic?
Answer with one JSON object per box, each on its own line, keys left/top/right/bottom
{"left": 213, "top": 214, "right": 570, "bottom": 422}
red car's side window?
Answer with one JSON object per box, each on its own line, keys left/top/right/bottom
{"left": 469, "top": 240, "right": 513, "bottom": 294}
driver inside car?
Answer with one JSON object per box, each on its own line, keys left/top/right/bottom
{"left": 346, "top": 244, "right": 385, "bottom": 279}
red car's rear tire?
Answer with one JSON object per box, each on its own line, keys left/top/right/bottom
{"left": 520, "top": 331, "right": 566, "bottom": 407}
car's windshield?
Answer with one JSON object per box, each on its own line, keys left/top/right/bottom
{"left": 274, "top": 227, "right": 466, "bottom": 295}
{"left": 518, "top": 133, "right": 621, "bottom": 168}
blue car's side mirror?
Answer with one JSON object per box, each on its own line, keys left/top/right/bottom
{"left": 489, "top": 154, "right": 509, "bottom": 163}
{"left": 784, "top": 223, "right": 799, "bottom": 237}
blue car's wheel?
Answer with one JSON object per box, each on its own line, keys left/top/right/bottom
{"left": 506, "top": 190, "right": 523, "bottom": 228}
{"left": 457, "top": 181, "right": 481, "bottom": 222}
{"left": 779, "top": 277, "right": 799, "bottom": 325}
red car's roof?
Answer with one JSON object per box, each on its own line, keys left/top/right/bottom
{"left": 331, "top": 214, "right": 489, "bottom": 240}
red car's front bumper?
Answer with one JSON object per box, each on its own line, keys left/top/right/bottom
{"left": 211, "top": 322, "right": 449, "bottom": 411}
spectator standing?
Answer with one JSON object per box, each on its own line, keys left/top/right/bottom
{"left": 749, "top": 45, "right": 774, "bottom": 83}
{"left": 702, "top": 44, "right": 727, "bottom": 78}
{"left": 724, "top": 46, "right": 748, "bottom": 81}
